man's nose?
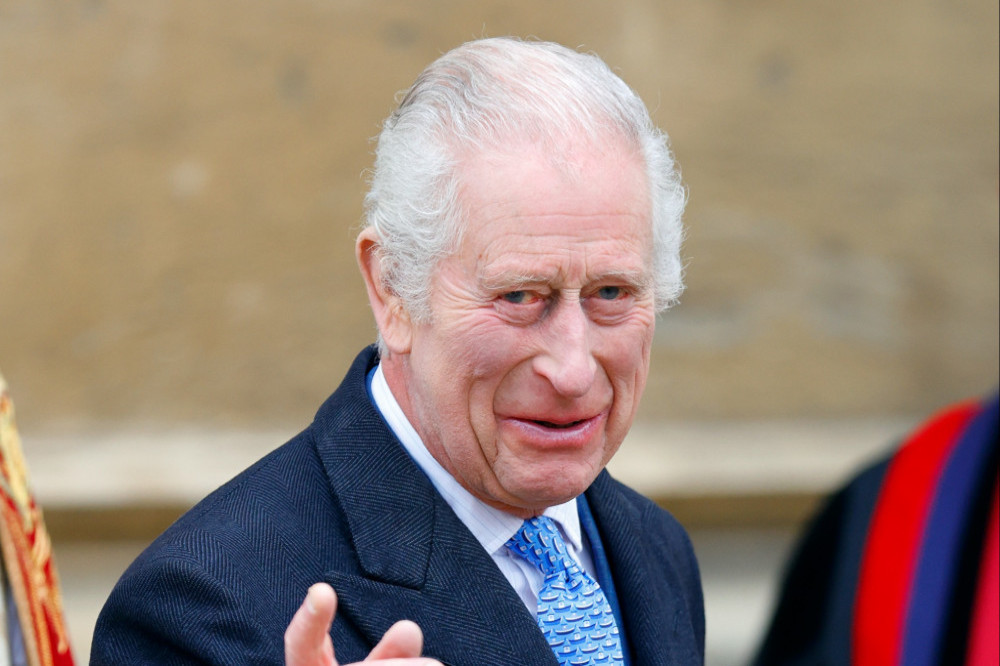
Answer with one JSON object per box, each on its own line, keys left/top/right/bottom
{"left": 532, "top": 297, "right": 597, "bottom": 398}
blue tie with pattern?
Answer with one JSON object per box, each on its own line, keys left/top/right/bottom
{"left": 506, "top": 516, "right": 625, "bottom": 665}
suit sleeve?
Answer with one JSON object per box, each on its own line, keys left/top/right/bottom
{"left": 90, "top": 552, "right": 284, "bottom": 666}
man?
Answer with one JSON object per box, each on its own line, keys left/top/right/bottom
{"left": 92, "top": 37, "right": 704, "bottom": 665}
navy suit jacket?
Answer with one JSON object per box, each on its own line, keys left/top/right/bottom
{"left": 91, "top": 347, "right": 704, "bottom": 665}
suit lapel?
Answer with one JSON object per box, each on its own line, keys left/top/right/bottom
{"left": 326, "top": 497, "right": 557, "bottom": 665}
{"left": 311, "top": 348, "right": 557, "bottom": 665}
{"left": 586, "top": 471, "right": 701, "bottom": 666}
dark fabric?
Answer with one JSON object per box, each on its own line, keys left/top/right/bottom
{"left": 91, "top": 346, "right": 704, "bottom": 666}
{"left": 907, "top": 395, "right": 998, "bottom": 666}
{"left": 579, "top": 492, "right": 633, "bottom": 665}
{"left": 753, "top": 394, "right": 999, "bottom": 666}
{"left": 752, "top": 459, "right": 889, "bottom": 666}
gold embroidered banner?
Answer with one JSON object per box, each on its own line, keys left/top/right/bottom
{"left": 0, "top": 373, "right": 74, "bottom": 666}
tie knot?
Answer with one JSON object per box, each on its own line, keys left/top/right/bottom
{"left": 506, "top": 516, "right": 579, "bottom": 578}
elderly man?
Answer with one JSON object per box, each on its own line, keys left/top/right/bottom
{"left": 92, "top": 37, "right": 704, "bottom": 665}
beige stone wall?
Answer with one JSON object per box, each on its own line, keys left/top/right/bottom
{"left": 1, "top": 0, "right": 997, "bottom": 431}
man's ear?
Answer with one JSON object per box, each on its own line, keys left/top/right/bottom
{"left": 356, "top": 228, "right": 413, "bottom": 354}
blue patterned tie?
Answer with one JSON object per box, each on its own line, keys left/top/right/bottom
{"left": 506, "top": 516, "right": 624, "bottom": 665}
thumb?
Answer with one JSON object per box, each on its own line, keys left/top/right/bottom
{"left": 364, "top": 620, "right": 424, "bottom": 661}
{"left": 285, "top": 583, "right": 338, "bottom": 666}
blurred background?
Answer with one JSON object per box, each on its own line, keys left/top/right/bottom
{"left": 1, "top": 0, "right": 997, "bottom": 663}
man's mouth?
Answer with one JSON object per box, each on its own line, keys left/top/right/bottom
{"left": 533, "top": 419, "right": 586, "bottom": 429}
{"left": 501, "top": 412, "right": 607, "bottom": 448}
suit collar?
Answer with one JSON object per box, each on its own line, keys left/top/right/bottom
{"left": 312, "top": 346, "right": 434, "bottom": 587}
{"left": 587, "top": 471, "right": 704, "bottom": 665}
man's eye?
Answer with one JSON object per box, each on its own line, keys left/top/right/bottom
{"left": 502, "top": 291, "right": 531, "bottom": 304}
{"left": 597, "top": 286, "right": 624, "bottom": 300}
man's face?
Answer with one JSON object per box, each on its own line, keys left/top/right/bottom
{"left": 396, "top": 142, "right": 656, "bottom": 517}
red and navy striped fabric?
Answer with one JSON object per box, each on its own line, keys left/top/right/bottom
{"left": 853, "top": 395, "right": 998, "bottom": 666}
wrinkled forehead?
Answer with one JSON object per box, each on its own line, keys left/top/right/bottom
{"left": 443, "top": 140, "right": 654, "bottom": 274}
{"left": 452, "top": 135, "right": 652, "bottom": 226}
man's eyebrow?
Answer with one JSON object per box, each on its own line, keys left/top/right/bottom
{"left": 479, "top": 267, "right": 653, "bottom": 291}
{"left": 479, "top": 270, "right": 555, "bottom": 291}
{"left": 593, "top": 268, "right": 654, "bottom": 288}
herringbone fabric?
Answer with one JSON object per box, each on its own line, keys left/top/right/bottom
{"left": 92, "top": 347, "right": 705, "bottom": 665}
{"left": 506, "top": 516, "right": 624, "bottom": 665}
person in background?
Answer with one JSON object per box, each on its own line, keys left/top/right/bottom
{"left": 754, "top": 393, "right": 998, "bottom": 666}
{"left": 0, "top": 372, "right": 75, "bottom": 666}
{"left": 92, "top": 37, "right": 704, "bottom": 665}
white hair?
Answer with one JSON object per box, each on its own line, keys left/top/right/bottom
{"left": 363, "top": 37, "right": 686, "bottom": 322}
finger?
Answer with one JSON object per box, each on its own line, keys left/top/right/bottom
{"left": 285, "top": 583, "right": 338, "bottom": 666}
{"left": 363, "top": 620, "right": 424, "bottom": 661}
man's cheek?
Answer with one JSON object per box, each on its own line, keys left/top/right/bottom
{"left": 462, "top": 328, "right": 532, "bottom": 377}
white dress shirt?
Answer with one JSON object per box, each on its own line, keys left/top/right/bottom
{"left": 369, "top": 364, "right": 598, "bottom": 612}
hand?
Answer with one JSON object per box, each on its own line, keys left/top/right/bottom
{"left": 285, "top": 582, "right": 442, "bottom": 666}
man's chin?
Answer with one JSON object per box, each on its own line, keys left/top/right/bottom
{"left": 496, "top": 476, "right": 598, "bottom": 516}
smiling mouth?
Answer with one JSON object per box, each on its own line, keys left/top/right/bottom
{"left": 505, "top": 413, "right": 606, "bottom": 447}
{"left": 533, "top": 419, "right": 586, "bottom": 429}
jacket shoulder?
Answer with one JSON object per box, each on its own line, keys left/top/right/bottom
{"left": 92, "top": 429, "right": 356, "bottom": 664}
